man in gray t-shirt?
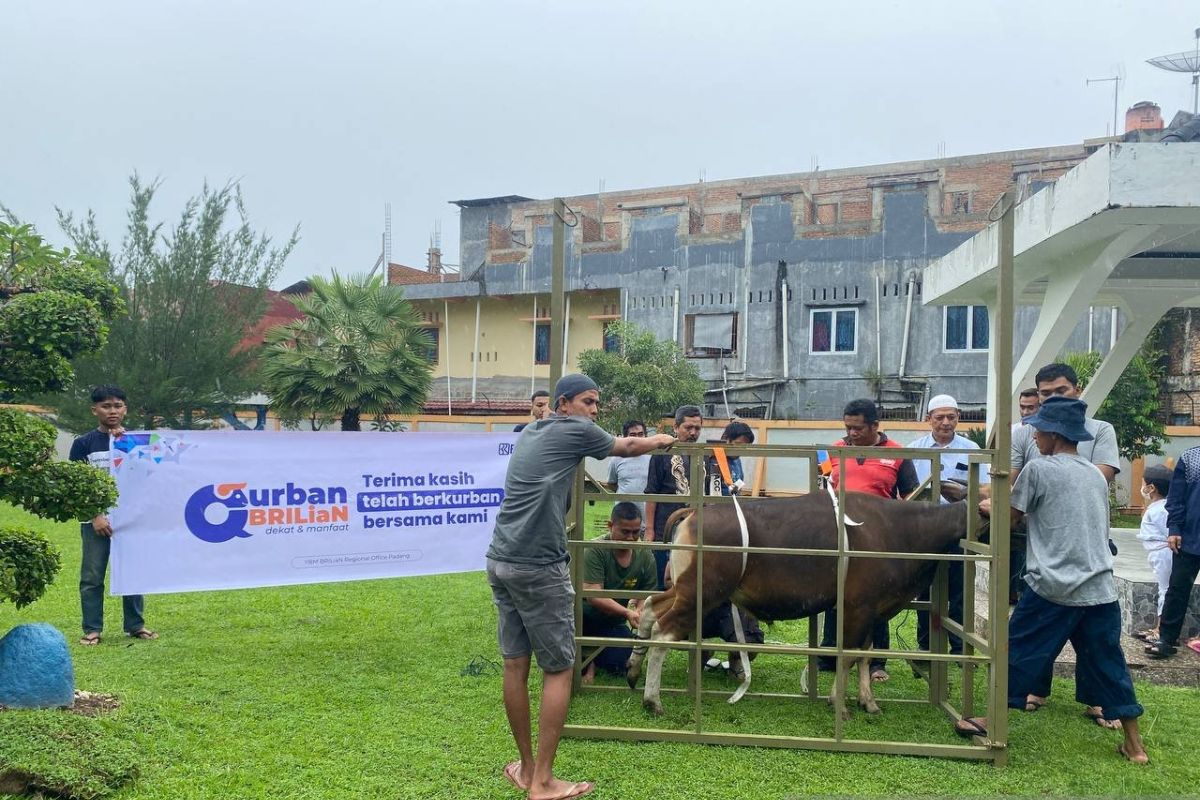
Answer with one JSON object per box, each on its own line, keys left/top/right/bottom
{"left": 486, "top": 374, "right": 674, "bottom": 798}
{"left": 605, "top": 420, "right": 651, "bottom": 529}
{"left": 956, "top": 396, "right": 1146, "bottom": 763}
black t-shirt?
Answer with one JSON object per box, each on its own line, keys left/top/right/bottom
{"left": 69, "top": 429, "right": 113, "bottom": 467}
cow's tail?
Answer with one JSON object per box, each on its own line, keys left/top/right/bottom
{"left": 665, "top": 508, "right": 696, "bottom": 586}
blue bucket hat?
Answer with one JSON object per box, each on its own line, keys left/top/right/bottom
{"left": 1024, "top": 395, "right": 1093, "bottom": 442}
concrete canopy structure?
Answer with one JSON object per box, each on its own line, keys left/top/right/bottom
{"left": 923, "top": 143, "right": 1200, "bottom": 431}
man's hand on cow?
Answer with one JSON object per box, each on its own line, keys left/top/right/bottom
{"left": 650, "top": 433, "right": 676, "bottom": 450}
{"left": 978, "top": 497, "right": 991, "bottom": 518}
{"left": 626, "top": 606, "right": 642, "bottom": 628}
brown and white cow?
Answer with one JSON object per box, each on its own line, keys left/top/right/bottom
{"left": 625, "top": 492, "right": 970, "bottom": 719}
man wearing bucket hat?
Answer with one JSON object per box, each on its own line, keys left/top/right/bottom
{"left": 955, "top": 396, "right": 1148, "bottom": 764}
{"left": 981, "top": 362, "right": 1122, "bottom": 724}
{"left": 486, "top": 373, "right": 675, "bottom": 799}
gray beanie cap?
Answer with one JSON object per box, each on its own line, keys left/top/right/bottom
{"left": 554, "top": 373, "right": 599, "bottom": 407}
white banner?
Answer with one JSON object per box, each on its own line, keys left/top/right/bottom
{"left": 109, "top": 430, "right": 515, "bottom": 595}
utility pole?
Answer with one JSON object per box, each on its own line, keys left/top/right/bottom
{"left": 549, "top": 198, "right": 566, "bottom": 390}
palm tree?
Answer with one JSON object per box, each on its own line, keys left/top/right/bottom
{"left": 260, "top": 273, "right": 433, "bottom": 431}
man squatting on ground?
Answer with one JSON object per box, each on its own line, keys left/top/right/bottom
{"left": 580, "top": 502, "right": 657, "bottom": 683}
{"left": 486, "top": 373, "right": 674, "bottom": 800}
{"left": 955, "top": 396, "right": 1148, "bottom": 764}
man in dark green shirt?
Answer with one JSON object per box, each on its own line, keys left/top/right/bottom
{"left": 581, "top": 502, "right": 657, "bottom": 683}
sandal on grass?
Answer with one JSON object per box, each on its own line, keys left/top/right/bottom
{"left": 1084, "top": 707, "right": 1122, "bottom": 730}
{"left": 1024, "top": 696, "right": 1046, "bottom": 712}
{"left": 954, "top": 717, "right": 988, "bottom": 738}
{"left": 1117, "top": 742, "right": 1150, "bottom": 765}
{"left": 127, "top": 629, "right": 158, "bottom": 640}
{"left": 79, "top": 632, "right": 101, "bottom": 646}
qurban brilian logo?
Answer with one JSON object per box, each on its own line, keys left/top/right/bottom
{"left": 183, "top": 481, "right": 352, "bottom": 543}
{"left": 184, "top": 483, "right": 252, "bottom": 543}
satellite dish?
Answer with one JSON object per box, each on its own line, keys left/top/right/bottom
{"left": 1147, "top": 28, "right": 1200, "bottom": 113}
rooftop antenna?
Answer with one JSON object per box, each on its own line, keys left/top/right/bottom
{"left": 1147, "top": 28, "right": 1200, "bottom": 114}
{"left": 369, "top": 203, "right": 392, "bottom": 279}
{"left": 384, "top": 202, "right": 393, "bottom": 269}
{"left": 1086, "top": 72, "right": 1122, "bottom": 136}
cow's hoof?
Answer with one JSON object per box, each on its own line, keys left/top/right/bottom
{"left": 838, "top": 708, "right": 853, "bottom": 722}
{"left": 860, "top": 700, "right": 882, "bottom": 716}
{"left": 643, "top": 698, "right": 664, "bottom": 716}
{"left": 626, "top": 673, "right": 638, "bottom": 690}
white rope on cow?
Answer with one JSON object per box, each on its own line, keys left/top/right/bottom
{"left": 727, "top": 492, "right": 752, "bottom": 704}
{"left": 825, "top": 478, "right": 863, "bottom": 527}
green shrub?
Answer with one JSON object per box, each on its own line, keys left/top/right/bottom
{"left": 0, "top": 526, "right": 62, "bottom": 608}
{"left": 0, "top": 407, "right": 58, "bottom": 471}
{"left": 0, "top": 462, "right": 117, "bottom": 524}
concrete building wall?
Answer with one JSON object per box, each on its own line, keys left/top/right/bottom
{"left": 402, "top": 143, "right": 1142, "bottom": 418}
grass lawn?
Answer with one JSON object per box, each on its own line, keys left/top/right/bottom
{"left": 2, "top": 501, "right": 1199, "bottom": 798}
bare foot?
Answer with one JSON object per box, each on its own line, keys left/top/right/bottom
{"left": 1117, "top": 741, "right": 1149, "bottom": 764}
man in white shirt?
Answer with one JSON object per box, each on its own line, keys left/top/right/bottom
{"left": 910, "top": 394, "right": 990, "bottom": 662}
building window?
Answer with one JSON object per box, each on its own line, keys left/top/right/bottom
{"left": 684, "top": 313, "right": 738, "bottom": 358}
{"left": 810, "top": 308, "right": 857, "bottom": 353}
{"left": 944, "top": 305, "right": 989, "bottom": 351}
{"left": 421, "top": 327, "right": 439, "bottom": 364}
{"left": 950, "top": 191, "right": 972, "bottom": 216}
{"left": 603, "top": 323, "right": 620, "bottom": 353}
{"left": 535, "top": 324, "right": 550, "bottom": 364}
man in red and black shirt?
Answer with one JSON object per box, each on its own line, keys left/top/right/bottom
{"left": 818, "top": 398, "right": 919, "bottom": 681}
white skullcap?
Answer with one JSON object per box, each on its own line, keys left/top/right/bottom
{"left": 927, "top": 394, "right": 959, "bottom": 414}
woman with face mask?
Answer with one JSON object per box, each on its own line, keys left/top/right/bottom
{"left": 1135, "top": 465, "right": 1174, "bottom": 643}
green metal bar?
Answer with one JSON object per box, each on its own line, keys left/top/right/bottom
{"left": 833, "top": 453, "right": 848, "bottom": 742}
{"left": 690, "top": 449, "right": 705, "bottom": 733}
{"left": 988, "top": 187, "right": 1016, "bottom": 766}
{"left": 570, "top": 463, "right": 586, "bottom": 693}
{"left": 561, "top": 725, "right": 996, "bottom": 760}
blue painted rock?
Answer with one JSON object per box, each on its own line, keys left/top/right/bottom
{"left": 0, "top": 623, "right": 74, "bottom": 709}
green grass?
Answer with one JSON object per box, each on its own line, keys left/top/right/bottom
{"left": 2, "top": 502, "right": 1199, "bottom": 798}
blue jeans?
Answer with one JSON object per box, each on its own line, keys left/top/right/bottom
{"left": 80, "top": 523, "right": 145, "bottom": 635}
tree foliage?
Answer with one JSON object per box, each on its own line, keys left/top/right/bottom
{"left": 260, "top": 273, "right": 434, "bottom": 431}
{"left": 0, "top": 222, "right": 123, "bottom": 400}
{"left": 1063, "top": 345, "right": 1167, "bottom": 461}
{"left": 55, "top": 176, "right": 297, "bottom": 429}
{"left": 576, "top": 321, "right": 706, "bottom": 432}
{"left": 0, "top": 220, "right": 121, "bottom": 608}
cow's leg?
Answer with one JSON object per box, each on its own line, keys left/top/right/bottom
{"left": 844, "top": 610, "right": 882, "bottom": 715}
{"left": 857, "top": 652, "right": 881, "bottom": 715}
{"left": 639, "top": 585, "right": 696, "bottom": 715}
{"left": 625, "top": 592, "right": 666, "bottom": 688}
{"left": 831, "top": 653, "right": 852, "bottom": 721}
{"left": 641, "top": 630, "right": 679, "bottom": 716}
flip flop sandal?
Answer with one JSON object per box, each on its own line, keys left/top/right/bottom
{"left": 1117, "top": 743, "right": 1150, "bottom": 764}
{"left": 1134, "top": 629, "right": 1159, "bottom": 643}
{"left": 79, "top": 633, "right": 101, "bottom": 646}
{"left": 1188, "top": 640, "right": 1200, "bottom": 655}
{"left": 1023, "top": 698, "right": 1046, "bottom": 712}
{"left": 1084, "top": 708, "right": 1122, "bottom": 729}
{"left": 502, "top": 761, "right": 528, "bottom": 792}
{"left": 954, "top": 718, "right": 988, "bottom": 738}
{"left": 127, "top": 629, "right": 159, "bottom": 640}
{"left": 1144, "top": 641, "right": 1178, "bottom": 659}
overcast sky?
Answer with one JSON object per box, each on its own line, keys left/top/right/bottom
{"left": 2, "top": 1, "right": 1195, "bottom": 288}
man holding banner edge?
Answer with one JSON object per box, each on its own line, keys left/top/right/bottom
{"left": 486, "top": 373, "right": 674, "bottom": 800}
